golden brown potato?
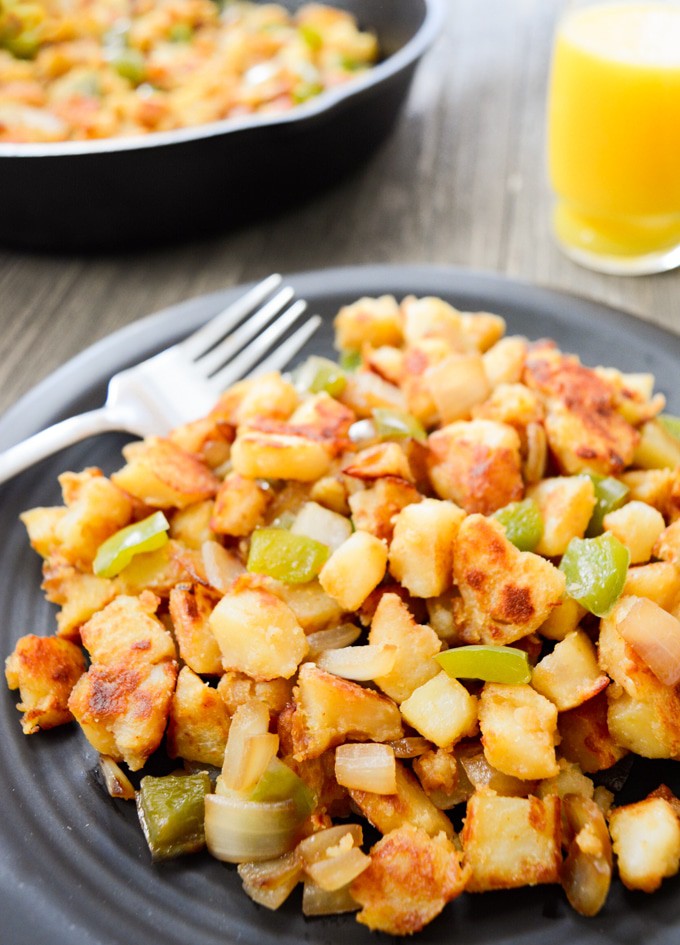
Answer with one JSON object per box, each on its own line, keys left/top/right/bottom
{"left": 80, "top": 593, "right": 176, "bottom": 667}
{"left": 230, "top": 429, "right": 331, "bottom": 482}
{"left": 5, "top": 634, "right": 85, "bottom": 734}
{"left": 319, "top": 530, "right": 388, "bottom": 612}
{"left": 217, "top": 670, "right": 293, "bottom": 718}
{"left": 478, "top": 683, "right": 559, "bottom": 780}
{"left": 211, "top": 371, "right": 299, "bottom": 427}
{"left": 558, "top": 691, "right": 628, "bottom": 774}
{"left": 334, "top": 295, "right": 403, "bottom": 352}
{"left": 400, "top": 673, "right": 478, "bottom": 749}
{"left": 169, "top": 583, "right": 223, "bottom": 676}
{"left": 348, "top": 477, "right": 421, "bottom": 542}
{"left": 112, "top": 437, "right": 219, "bottom": 508}
{"left": 210, "top": 473, "right": 271, "bottom": 537}
{"left": 167, "top": 666, "right": 230, "bottom": 767}
{"left": 531, "top": 630, "right": 609, "bottom": 711}
{"left": 602, "top": 500, "right": 666, "bottom": 565}
{"left": 609, "top": 797, "right": 680, "bottom": 893}
{"left": 41, "top": 561, "right": 118, "bottom": 641}
{"left": 388, "top": 498, "right": 465, "bottom": 599}
{"left": 351, "top": 825, "right": 468, "bottom": 935}
{"left": 368, "top": 593, "right": 441, "bottom": 703}
{"left": 342, "top": 442, "right": 413, "bottom": 482}
{"left": 526, "top": 475, "right": 596, "bottom": 558}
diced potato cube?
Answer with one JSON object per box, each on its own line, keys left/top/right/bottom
{"left": 603, "top": 500, "right": 665, "bottom": 564}
{"left": 212, "top": 371, "right": 298, "bottom": 426}
{"left": 230, "top": 430, "right": 331, "bottom": 482}
{"left": 349, "top": 760, "right": 455, "bottom": 840}
{"left": 620, "top": 468, "right": 675, "bottom": 514}
{"left": 462, "top": 790, "right": 561, "bottom": 891}
{"left": 342, "top": 442, "right": 413, "bottom": 483}
{"left": 400, "top": 672, "right": 478, "bottom": 748}
{"left": 426, "top": 352, "right": 491, "bottom": 424}
{"left": 538, "top": 595, "right": 586, "bottom": 641}
{"left": 168, "top": 415, "right": 231, "bottom": 468}
{"left": 5, "top": 634, "right": 85, "bottom": 734}
{"left": 169, "top": 584, "right": 223, "bottom": 675}
{"left": 478, "top": 683, "right": 559, "bottom": 780}
{"left": 427, "top": 419, "right": 523, "bottom": 515}
{"left": 453, "top": 515, "right": 566, "bottom": 645}
{"left": 623, "top": 562, "right": 680, "bottom": 612}
{"left": 535, "top": 758, "right": 595, "bottom": 802}
{"left": 351, "top": 825, "right": 468, "bottom": 935}
{"left": 460, "top": 311, "right": 506, "bottom": 352}
{"left": 209, "top": 585, "right": 308, "bottom": 680}
{"left": 211, "top": 473, "right": 270, "bottom": 537}
{"left": 654, "top": 519, "right": 680, "bottom": 566}
{"left": 266, "top": 578, "right": 344, "bottom": 633}
{"left": 526, "top": 475, "right": 596, "bottom": 557}
{"left": 169, "top": 500, "right": 216, "bottom": 549}
{"left": 557, "top": 691, "right": 628, "bottom": 774}
{"left": 80, "top": 593, "right": 176, "bottom": 667}
{"left": 40, "top": 562, "right": 117, "bottom": 640}
{"left": 609, "top": 797, "right": 680, "bottom": 892}
{"left": 167, "top": 666, "right": 231, "bottom": 768}
{"left": 112, "top": 437, "right": 219, "bottom": 508}
{"left": 369, "top": 593, "right": 441, "bottom": 703}
{"left": 19, "top": 506, "right": 67, "bottom": 558}
{"left": 388, "top": 498, "right": 465, "bottom": 598}
{"left": 401, "top": 296, "right": 469, "bottom": 349}
{"left": 457, "top": 743, "right": 533, "bottom": 797}
{"left": 531, "top": 630, "right": 609, "bottom": 711}
{"left": 334, "top": 295, "right": 403, "bottom": 351}
{"left": 348, "top": 478, "right": 421, "bottom": 542}
{"left": 482, "top": 336, "right": 527, "bottom": 387}
{"left": 319, "top": 530, "right": 387, "bottom": 612}
{"left": 290, "top": 663, "right": 403, "bottom": 761}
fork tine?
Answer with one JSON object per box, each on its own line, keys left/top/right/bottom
{"left": 179, "top": 273, "right": 282, "bottom": 360}
{"left": 247, "top": 315, "right": 322, "bottom": 380}
{"left": 210, "top": 299, "right": 307, "bottom": 390}
{"left": 196, "top": 285, "right": 295, "bottom": 376}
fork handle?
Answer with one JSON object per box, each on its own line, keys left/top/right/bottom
{"left": 0, "top": 408, "right": 123, "bottom": 486}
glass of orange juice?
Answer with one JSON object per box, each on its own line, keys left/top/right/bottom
{"left": 547, "top": 1, "right": 680, "bottom": 274}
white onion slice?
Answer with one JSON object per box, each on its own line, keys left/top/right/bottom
{"left": 98, "top": 755, "right": 135, "bottom": 800}
{"left": 616, "top": 595, "right": 680, "bottom": 686}
{"left": 334, "top": 743, "right": 397, "bottom": 794}
{"left": 237, "top": 851, "right": 303, "bottom": 909}
{"left": 297, "top": 824, "right": 364, "bottom": 866}
{"left": 388, "top": 736, "right": 433, "bottom": 758}
{"left": 291, "top": 502, "right": 352, "bottom": 552}
{"left": 306, "top": 847, "right": 371, "bottom": 891}
{"left": 205, "top": 791, "right": 303, "bottom": 863}
{"left": 221, "top": 700, "right": 277, "bottom": 792}
{"left": 202, "top": 540, "right": 245, "bottom": 594}
{"left": 316, "top": 643, "right": 397, "bottom": 681}
{"left": 305, "top": 623, "right": 362, "bottom": 659}
{"left": 302, "top": 880, "right": 359, "bottom": 916}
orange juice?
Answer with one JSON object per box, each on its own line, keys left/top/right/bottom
{"left": 548, "top": 2, "right": 680, "bottom": 273}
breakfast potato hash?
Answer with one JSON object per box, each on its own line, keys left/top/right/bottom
{"left": 0, "top": 1, "right": 377, "bottom": 142}
{"left": 7, "top": 293, "right": 680, "bottom": 934}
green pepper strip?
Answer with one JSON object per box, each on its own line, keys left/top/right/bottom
{"left": 560, "top": 533, "right": 630, "bottom": 618}
{"left": 93, "top": 510, "right": 170, "bottom": 578}
{"left": 137, "top": 771, "right": 211, "bottom": 860}
{"left": 249, "top": 757, "right": 316, "bottom": 818}
{"left": 247, "top": 527, "right": 329, "bottom": 584}
{"left": 585, "top": 474, "right": 629, "bottom": 537}
{"left": 372, "top": 407, "right": 427, "bottom": 443}
{"left": 436, "top": 645, "right": 531, "bottom": 685}
{"left": 494, "top": 498, "right": 543, "bottom": 552}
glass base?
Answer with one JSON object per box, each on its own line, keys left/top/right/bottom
{"left": 555, "top": 237, "right": 680, "bottom": 276}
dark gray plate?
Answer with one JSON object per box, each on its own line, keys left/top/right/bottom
{"left": 0, "top": 0, "right": 443, "bottom": 251}
{"left": 2, "top": 265, "right": 680, "bottom": 945}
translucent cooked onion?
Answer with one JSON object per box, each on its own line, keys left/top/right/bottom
{"left": 237, "top": 851, "right": 303, "bottom": 910}
{"left": 202, "top": 540, "right": 245, "bottom": 594}
{"left": 221, "top": 700, "right": 278, "bottom": 792}
{"left": 302, "top": 880, "right": 359, "bottom": 916}
{"left": 98, "top": 754, "right": 135, "bottom": 800}
{"left": 305, "top": 623, "right": 362, "bottom": 659}
{"left": 316, "top": 643, "right": 397, "bottom": 681}
{"left": 334, "top": 743, "right": 397, "bottom": 794}
{"left": 205, "top": 790, "right": 304, "bottom": 863}
{"left": 616, "top": 595, "right": 680, "bottom": 686}
{"left": 297, "top": 824, "right": 364, "bottom": 866}
{"left": 290, "top": 502, "right": 352, "bottom": 552}
{"left": 388, "top": 736, "right": 432, "bottom": 759}
{"left": 306, "top": 847, "right": 371, "bottom": 891}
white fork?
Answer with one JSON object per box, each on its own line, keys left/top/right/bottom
{"left": 0, "top": 274, "right": 320, "bottom": 485}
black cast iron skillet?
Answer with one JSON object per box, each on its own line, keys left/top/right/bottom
{"left": 0, "top": 0, "right": 444, "bottom": 251}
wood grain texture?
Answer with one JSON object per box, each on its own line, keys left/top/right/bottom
{"left": 0, "top": 0, "right": 678, "bottom": 417}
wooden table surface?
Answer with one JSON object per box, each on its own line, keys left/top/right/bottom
{"left": 0, "top": 0, "right": 678, "bottom": 419}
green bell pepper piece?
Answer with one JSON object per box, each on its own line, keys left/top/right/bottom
{"left": 93, "top": 511, "right": 170, "bottom": 578}
{"left": 633, "top": 420, "right": 680, "bottom": 469}
{"left": 436, "top": 645, "right": 531, "bottom": 685}
{"left": 560, "top": 534, "right": 630, "bottom": 617}
{"left": 338, "top": 349, "right": 361, "bottom": 372}
{"left": 585, "top": 474, "right": 629, "bottom": 537}
{"left": 112, "top": 48, "right": 146, "bottom": 85}
{"left": 249, "top": 757, "right": 316, "bottom": 818}
{"left": 372, "top": 407, "right": 427, "bottom": 443}
{"left": 494, "top": 498, "right": 543, "bottom": 552}
{"left": 658, "top": 413, "right": 680, "bottom": 442}
{"left": 292, "top": 355, "right": 346, "bottom": 397}
{"left": 247, "top": 527, "right": 329, "bottom": 584}
{"left": 137, "top": 771, "right": 211, "bottom": 860}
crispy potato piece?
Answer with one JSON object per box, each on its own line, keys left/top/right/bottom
{"left": 526, "top": 475, "right": 596, "bottom": 558}
{"left": 401, "top": 296, "right": 470, "bottom": 350}
{"left": 524, "top": 342, "right": 638, "bottom": 476}
{"left": 41, "top": 561, "right": 117, "bottom": 640}
{"left": 400, "top": 672, "right": 478, "bottom": 749}
{"left": 620, "top": 468, "right": 676, "bottom": 515}
{"left": 412, "top": 749, "right": 467, "bottom": 808}
{"left": 472, "top": 382, "right": 543, "bottom": 440}
{"left": 169, "top": 500, "right": 216, "bottom": 549}
{"left": 231, "top": 430, "right": 331, "bottom": 482}
{"left": 80, "top": 593, "right": 176, "bottom": 667}
{"left": 479, "top": 683, "right": 559, "bottom": 780}
{"left": 68, "top": 660, "right": 177, "bottom": 771}
{"left": 290, "top": 663, "right": 403, "bottom": 762}
{"left": 210, "top": 473, "right": 271, "bottom": 537}
{"left": 169, "top": 415, "right": 232, "bottom": 468}
{"left": 427, "top": 419, "right": 523, "bottom": 515}
{"left": 558, "top": 691, "right": 628, "bottom": 774}
{"left": 342, "top": 442, "right": 413, "bottom": 482}
{"left": 609, "top": 797, "right": 680, "bottom": 893}
{"left": 388, "top": 498, "right": 465, "bottom": 598}
{"left": 5, "top": 634, "right": 85, "bottom": 734}
{"left": 482, "top": 336, "right": 527, "bottom": 388}
{"left": 334, "top": 295, "right": 403, "bottom": 351}
{"left": 460, "top": 311, "right": 506, "bottom": 352}
{"left": 462, "top": 789, "right": 561, "bottom": 891}
{"left": 536, "top": 759, "right": 595, "bottom": 802}
{"left": 351, "top": 825, "right": 468, "bottom": 935}
{"left": 211, "top": 372, "right": 298, "bottom": 427}
{"left": 167, "top": 666, "right": 230, "bottom": 768}
{"left": 20, "top": 506, "right": 67, "bottom": 559}
{"left": 348, "top": 477, "right": 421, "bottom": 542}
{"left": 453, "top": 515, "right": 566, "bottom": 645}
{"left": 603, "top": 500, "right": 665, "bottom": 565}
{"left": 112, "top": 437, "right": 219, "bottom": 508}
{"left": 218, "top": 670, "right": 293, "bottom": 718}
{"left": 623, "top": 562, "right": 680, "bottom": 612}
{"left": 652, "top": 519, "right": 680, "bottom": 567}
{"left": 457, "top": 741, "right": 535, "bottom": 797}
{"left": 287, "top": 393, "right": 356, "bottom": 455}
{"left": 350, "top": 761, "right": 455, "bottom": 840}
{"left": 169, "top": 583, "right": 223, "bottom": 675}
{"left": 426, "top": 352, "right": 491, "bottom": 424}
{"left": 209, "top": 585, "right": 308, "bottom": 680}
{"left": 531, "top": 630, "right": 609, "bottom": 712}
{"left": 368, "top": 593, "right": 441, "bottom": 703}
{"left": 318, "top": 530, "right": 387, "bottom": 612}
{"left": 538, "top": 595, "right": 586, "bottom": 641}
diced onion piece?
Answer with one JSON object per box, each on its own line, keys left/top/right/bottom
{"left": 316, "top": 643, "right": 397, "bottom": 681}
{"left": 290, "top": 501, "right": 353, "bottom": 552}
{"left": 205, "top": 790, "right": 304, "bottom": 863}
{"left": 237, "top": 851, "right": 303, "bottom": 910}
{"left": 297, "top": 824, "right": 364, "bottom": 866}
{"left": 334, "top": 743, "right": 397, "bottom": 794}
{"left": 221, "top": 700, "right": 277, "bottom": 792}
{"left": 348, "top": 418, "right": 379, "bottom": 445}
{"left": 616, "top": 596, "right": 680, "bottom": 686}
{"left": 98, "top": 754, "right": 135, "bottom": 800}
{"left": 388, "top": 736, "right": 433, "bottom": 759}
{"left": 202, "top": 540, "right": 245, "bottom": 593}
{"left": 436, "top": 644, "right": 530, "bottom": 684}
{"left": 561, "top": 794, "right": 612, "bottom": 917}
{"left": 306, "top": 847, "right": 371, "bottom": 891}
{"left": 302, "top": 880, "right": 359, "bottom": 916}
{"left": 523, "top": 421, "right": 547, "bottom": 484}
{"left": 306, "top": 622, "right": 362, "bottom": 659}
